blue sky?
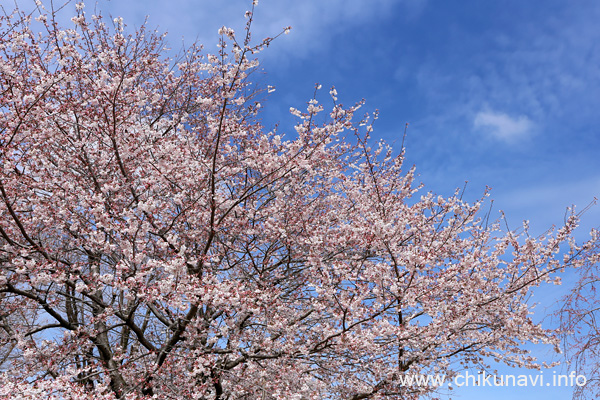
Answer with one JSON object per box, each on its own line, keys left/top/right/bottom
{"left": 16, "top": 0, "right": 600, "bottom": 398}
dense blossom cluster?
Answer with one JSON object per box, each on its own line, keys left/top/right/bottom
{"left": 0, "top": 2, "right": 597, "bottom": 399}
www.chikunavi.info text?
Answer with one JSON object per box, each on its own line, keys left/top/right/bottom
{"left": 398, "top": 370, "right": 587, "bottom": 387}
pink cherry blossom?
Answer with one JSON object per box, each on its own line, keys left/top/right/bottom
{"left": 0, "top": 2, "right": 597, "bottom": 400}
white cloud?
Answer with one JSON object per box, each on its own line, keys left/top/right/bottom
{"left": 243, "top": 0, "right": 419, "bottom": 60}
{"left": 15, "top": 0, "right": 426, "bottom": 65}
{"left": 473, "top": 110, "right": 534, "bottom": 142}
{"left": 76, "top": 0, "right": 421, "bottom": 61}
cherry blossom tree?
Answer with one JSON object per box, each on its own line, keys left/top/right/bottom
{"left": 0, "top": 2, "right": 597, "bottom": 399}
{"left": 559, "top": 231, "right": 600, "bottom": 400}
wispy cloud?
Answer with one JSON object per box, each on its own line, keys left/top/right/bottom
{"left": 75, "top": 0, "right": 419, "bottom": 60}
{"left": 247, "top": 0, "right": 424, "bottom": 60}
{"left": 473, "top": 110, "right": 534, "bottom": 142}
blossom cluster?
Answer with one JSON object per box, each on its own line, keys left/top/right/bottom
{"left": 0, "top": 2, "right": 595, "bottom": 399}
